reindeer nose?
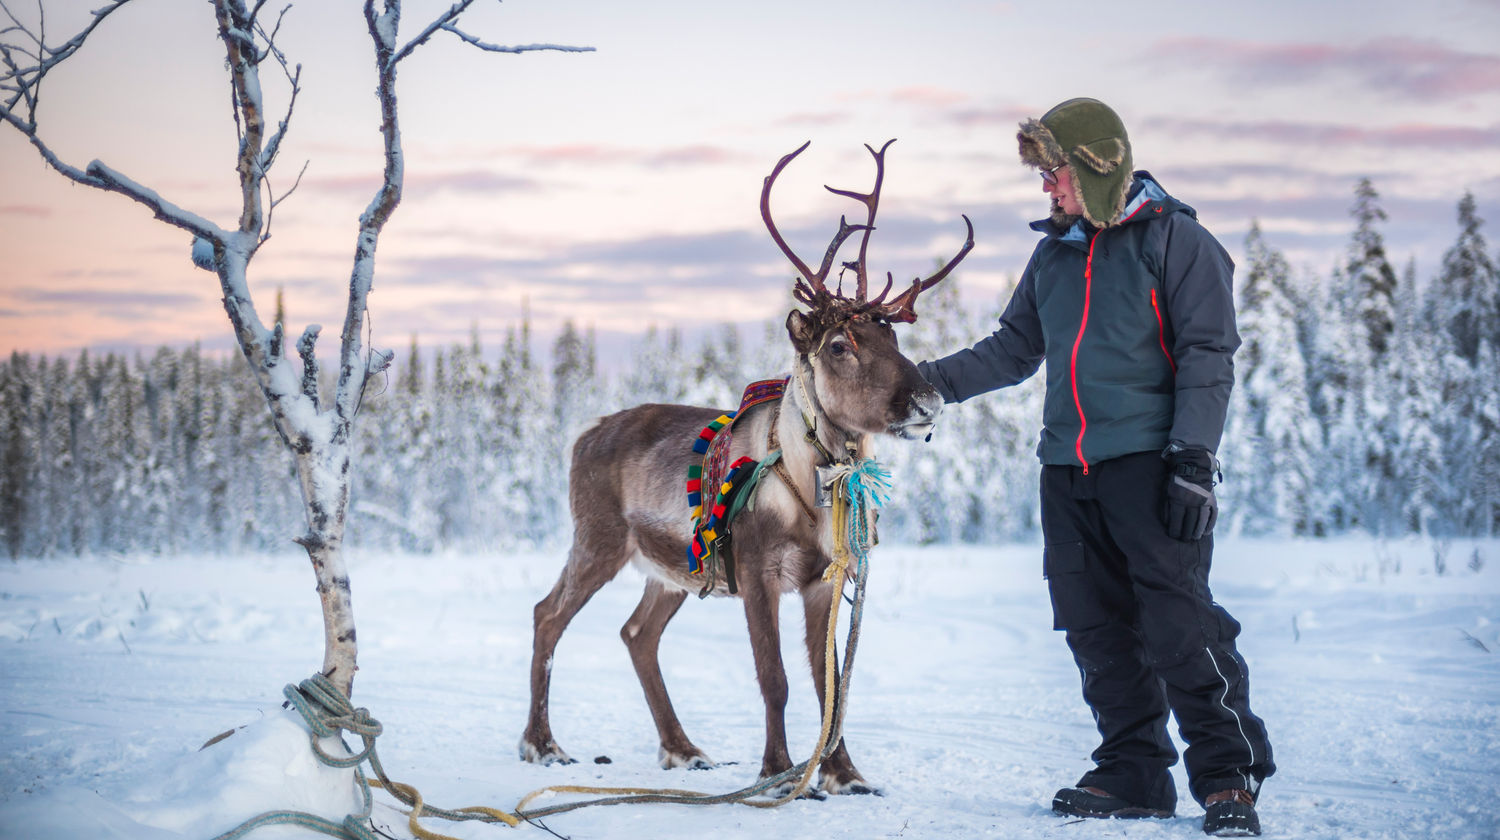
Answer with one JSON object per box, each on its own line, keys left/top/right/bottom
{"left": 913, "top": 386, "right": 943, "bottom": 419}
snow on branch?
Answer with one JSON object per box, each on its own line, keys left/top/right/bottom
{"left": 385, "top": 0, "right": 593, "bottom": 68}
{"left": 85, "top": 160, "right": 226, "bottom": 243}
{"left": 440, "top": 26, "right": 596, "bottom": 56}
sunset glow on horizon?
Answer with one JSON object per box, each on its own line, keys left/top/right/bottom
{"left": 3, "top": 0, "right": 1498, "bottom": 361}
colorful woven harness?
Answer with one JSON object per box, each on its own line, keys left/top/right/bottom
{"left": 686, "top": 378, "right": 788, "bottom": 591}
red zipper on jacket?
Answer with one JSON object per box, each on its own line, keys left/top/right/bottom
{"left": 1069, "top": 234, "right": 1098, "bottom": 474}
{"left": 1151, "top": 288, "right": 1177, "bottom": 374}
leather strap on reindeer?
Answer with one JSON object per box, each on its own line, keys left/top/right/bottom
{"left": 765, "top": 397, "right": 822, "bottom": 526}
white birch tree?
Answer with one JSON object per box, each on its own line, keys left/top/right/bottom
{"left": 0, "top": 0, "right": 589, "bottom": 696}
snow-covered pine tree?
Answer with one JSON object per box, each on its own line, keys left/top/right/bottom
{"left": 1349, "top": 179, "right": 1401, "bottom": 363}
{"left": 883, "top": 265, "right": 969, "bottom": 543}
{"left": 0, "top": 354, "right": 32, "bottom": 558}
{"left": 432, "top": 330, "right": 491, "bottom": 545}
{"left": 1475, "top": 341, "right": 1500, "bottom": 536}
{"left": 619, "top": 324, "right": 690, "bottom": 405}
{"left": 494, "top": 313, "right": 556, "bottom": 546}
{"left": 1221, "top": 223, "right": 1321, "bottom": 536}
{"left": 99, "top": 354, "right": 141, "bottom": 552}
{"left": 686, "top": 324, "right": 744, "bottom": 408}
{"left": 1428, "top": 194, "right": 1500, "bottom": 535}
{"left": 1344, "top": 179, "right": 1404, "bottom": 531}
{"left": 1396, "top": 256, "right": 1448, "bottom": 535}
{"left": 551, "top": 320, "right": 597, "bottom": 479}
{"left": 1432, "top": 192, "right": 1500, "bottom": 365}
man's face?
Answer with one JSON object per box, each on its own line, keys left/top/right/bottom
{"left": 1042, "top": 163, "right": 1085, "bottom": 218}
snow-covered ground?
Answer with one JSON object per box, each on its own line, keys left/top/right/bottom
{"left": 2, "top": 538, "right": 1498, "bottom": 840}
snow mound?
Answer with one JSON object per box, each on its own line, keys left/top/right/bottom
{"left": 0, "top": 711, "right": 362, "bottom": 840}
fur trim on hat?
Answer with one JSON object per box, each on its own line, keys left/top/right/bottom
{"left": 1018, "top": 98, "right": 1134, "bottom": 228}
{"left": 1017, "top": 118, "right": 1065, "bottom": 170}
{"left": 1072, "top": 137, "right": 1126, "bottom": 175}
{"left": 1087, "top": 178, "right": 1130, "bottom": 229}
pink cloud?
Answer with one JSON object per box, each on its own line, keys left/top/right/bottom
{"left": 305, "top": 170, "right": 537, "bottom": 197}
{"left": 0, "top": 205, "right": 52, "bottom": 218}
{"left": 773, "top": 111, "right": 853, "bottom": 128}
{"left": 410, "top": 171, "right": 537, "bottom": 194}
{"left": 1154, "top": 117, "right": 1500, "bottom": 150}
{"left": 303, "top": 174, "right": 385, "bottom": 197}
{"left": 945, "top": 105, "right": 1034, "bottom": 128}
{"left": 506, "top": 144, "right": 635, "bottom": 166}
{"left": 496, "top": 143, "right": 743, "bottom": 169}
{"left": 642, "top": 145, "right": 744, "bottom": 169}
{"left": 887, "top": 86, "right": 970, "bottom": 109}
{"left": 1154, "top": 36, "right": 1500, "bottom": 100}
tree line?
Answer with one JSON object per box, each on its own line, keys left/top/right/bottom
{"left": 2, "top": 182, "right": 1496, "bottom": 558}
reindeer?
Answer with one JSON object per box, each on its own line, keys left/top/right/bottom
{"left": 519, "top": 140, "right": 973, "bottom": 796}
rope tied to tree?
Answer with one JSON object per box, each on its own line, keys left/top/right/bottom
{"left": 213, "top": 466, "right": 887, "bottom": 837}
{"left": 213, "top": 674, "right": 523, "bottom": 840}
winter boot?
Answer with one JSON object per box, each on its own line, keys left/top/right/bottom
{"left": 1052, "top": 786, "right": 1173, "bottom": 819}
{"left": 1202, "top": 789, "right": 1260, "bottom": 836}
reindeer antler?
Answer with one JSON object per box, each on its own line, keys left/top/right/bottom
{"left": 868, "top": 214, "right": 975, "bottom": 323}
{"left": 761, "top": 142, "right": 869, "bottom": 311}
{"left": 823, "top": 139, "right": 894, "bottom": 303}
{"left": 760, "top": 140, "right": 972, "bottom": 324}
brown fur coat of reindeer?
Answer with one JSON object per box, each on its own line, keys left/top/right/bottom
{"left": 519, "top": 140, "right": 973, "bottom": 796}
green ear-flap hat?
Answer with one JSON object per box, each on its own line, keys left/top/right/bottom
{"left": 1018, "top": 97, "right": 1132, "bottom": 228}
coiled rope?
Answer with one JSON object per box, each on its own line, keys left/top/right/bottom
{"left": 213, "top": 462, "right": 885, "bottom": 836}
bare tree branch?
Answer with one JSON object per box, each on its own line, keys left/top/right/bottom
{"left": 0, "top": 0, "right": 132, "bottom": 119}
{"left": 83, "top": 160, "right": 224, "bottom": 242}
{"left": 258, "top": 63, "right": 300, "bottom": 178}
{"left": 387, "top": 0, "right": 471, "bottom": 66}
{"left": 3, "top": 0, "right": 592, "bottom": 699}
{"left": 214, "top": 0, "right": 268, "bottom": 240}
{"left": 440, "top": 24, "right": 596, "bottom": 55}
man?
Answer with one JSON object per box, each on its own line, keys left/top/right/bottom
{"left": 918, "top": 97, "right": 1275, "bottom": 837}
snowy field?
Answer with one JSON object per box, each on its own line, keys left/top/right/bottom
{"left": 2, "top": 538, "right": 1498, "bottom": 840}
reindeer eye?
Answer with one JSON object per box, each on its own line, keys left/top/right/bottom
{"left": 828, "top": 339, "right": 850, "bottom": 357}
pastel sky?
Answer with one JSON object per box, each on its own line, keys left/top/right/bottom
{"left": 3, "top": 0, "right": 1498, "bottom": 361}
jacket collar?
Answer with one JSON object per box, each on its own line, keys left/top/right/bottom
{"left": 1030, "top": 171, "right": 1192, "bottom": 247}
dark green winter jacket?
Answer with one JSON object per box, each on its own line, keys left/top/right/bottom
{"left": 919, "top": 173, "right": 1240, "bottom": 469}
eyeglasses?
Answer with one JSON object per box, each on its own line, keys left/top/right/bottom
{"left": 1040, "top": 162, "right": 1067, "bottom": 186}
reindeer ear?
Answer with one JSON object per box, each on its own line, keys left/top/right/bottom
{"left": 786, "top": 310, "right": 818, "bottom": 354}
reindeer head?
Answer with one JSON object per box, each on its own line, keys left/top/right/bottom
{"left": 761, "top": 140, "right": 973, "bottom": 442}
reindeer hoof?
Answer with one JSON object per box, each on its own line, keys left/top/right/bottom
{"left": 758, "top": 777, "right": 826, "bottom": 800}
{"left": 659, "top": 748, "right": 715, "bottom": 770}
{"left": 518, "top": 737, "right": 576, "bottom": 766}
{"left": 820, "top": 776, "right": 881, "bottom": 796}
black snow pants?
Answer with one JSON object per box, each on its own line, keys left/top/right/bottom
{"left": 1040, "top": 451, "right": 1275, "bottom": 812}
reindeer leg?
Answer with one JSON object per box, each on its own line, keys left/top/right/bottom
{"left": 520, "top": 540, "right": 628, "bottom": 765}
{"left": 620, "top": 579, "right": 713, "bottom": 769}
{"left": 802, "top": 581, "right": 878, "bottom": 795}
{"left": 740, "top": 575, "right": 796, "bottom": 793}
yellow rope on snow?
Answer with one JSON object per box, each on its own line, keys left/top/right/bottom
{"left": 367, "top": 778, "right": 520, "bottom": 839}
{"left": 235, "top": 486, "right": 870, "bottom": 839}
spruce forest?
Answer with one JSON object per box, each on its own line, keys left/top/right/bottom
{"left": 3, "top": 182, "right": 1497, "bottom": 559}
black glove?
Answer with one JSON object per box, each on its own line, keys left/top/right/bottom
{"left": 1162, "top": 446, "right": 1219, "bottom": 542}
